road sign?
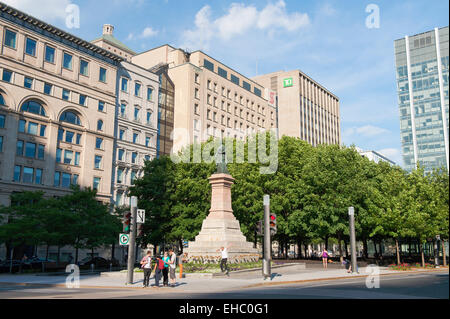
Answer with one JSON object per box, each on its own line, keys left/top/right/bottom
{"left": 137, "top": 209, "right": 146, "bottom": 224}
{"left": 119, "top": 234, "right": 130, "bottom": 246}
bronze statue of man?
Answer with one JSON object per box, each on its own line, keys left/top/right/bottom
{"left": 215, "top": 145, "right": 230, "bottom": 174}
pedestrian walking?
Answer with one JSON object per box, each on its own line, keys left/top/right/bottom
{"left": 152, "top": 255, "right": 164, "bottom": 288}
{"left": 217, "top": 244, "right": 232, "bottom": 276}
{"left": 168, "top": 249, "right": 177, "bottom": 287}
{"left": 321, "top": 249, "right": 329, "bottom": 269}
{"left": 162, "top": 251, "right": 170, "bottom": 287}
{"left": 140, "top": 251, "right": 152, "bottom": 288}
{"left": 179, "top": 253, "right": 188, "bottom": 279}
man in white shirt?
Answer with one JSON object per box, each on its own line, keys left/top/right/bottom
{"left": 168, "top": 249, "right": 177, "bottom": 287}
{"left": 217, "top": 244, "right": 232, "bottom": 276}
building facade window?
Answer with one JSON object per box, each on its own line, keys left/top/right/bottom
{"left": 98, "top": 101, "right": 105, "bottom": 112}
{"left": 99, "top": 67, "right": 107, "bottom": 82}
{"left": 147, "top": 87, "right": 153, "bottom": 101}
{"left": 0, "top": 136, "right": 3, "bottom": 152}
{"left": 63, "top": 53, "right": 73, "bottom": 70}
{"left": 60, "top": 111, "right": 81, "bottom": 126}
{"left": 44, "top": 83, "right": 52, "bottom": 95}
{"left": 14, "top": 166, "right": 21, "bottom": 182}
{"left": 96, "top": 138, "right": 103, "bottom": 149}
{"left": 97, "top": 120, "right": 104, "bottom": 131}
{"left": 25, "top": 38, "right": 37, "bottom": 56}
{"left": 24, "top": 77, "right": 33, "bottom": 89}
{"left": 4, "top": 29, "right": 17, "bottom": 49}
{"left": 21, "top": 101, "right": 46, "bottom": 117}
{"left": 95, "top": 155, "right": 102, "bottom": 169}
{"left": 93, "top": 177, "right": 101, "bottom": 191}
{"left": 0, "top": 115, "right": 5, "bottom": 128}
{"left": 2, "top": 70, "right": 13, "bottom": 82}
{"left": 45, "top": 45, "right": 55, "bottom": 63}
{"left": 121, "top": 78, "right": 128, "bottom": 92}
{"left": 79, "top": 94, "right": 87, "bottom": 106}
{"left": 135, "top": 83, "right": 141, "bottom": 97}
{"left": 80, "top": 60, "right": 89, "bottom": 76}
{"left": 62, "top": 89, "right": 70, "bottom": 101}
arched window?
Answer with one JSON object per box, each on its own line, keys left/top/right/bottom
{"left": 21, "top": 100, "right": 46, "bottom": 116}
{"left": 60, "top": 111, "right": 82, "bottom": 126}
{"left": 0, "top": 94, "right": 5, "bottom": 106}
{"left": 97, "top": 120, "right": 103, "bottom": 131}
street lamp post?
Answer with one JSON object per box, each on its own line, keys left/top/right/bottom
{"left": 349, "top": 207, "right": 358, "bottom": 274}
{"left": 126, "top": 196, "right": 138, "bottom": 285}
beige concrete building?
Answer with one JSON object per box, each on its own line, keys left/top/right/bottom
{"left": 253, "top": 70, "right": 341, "bottom": 146}
{"left": 0, "top": 3, "right": 122, "bottom": 260}
{"left": 132, "top": 45, "right": 278, "bottom": 153}
{"left": 91, "top": 25, "right": 159, "bottom": 207}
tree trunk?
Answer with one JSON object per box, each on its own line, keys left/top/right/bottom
{"left": 304, "top": 244, "right": 308, "bottom": 259}
{"left": 362, "top": 238, "right": 368, "bottom": 260}
{"left": 75, "top": 247, "right": 79, "bottom": 264}
{"left": 419, "top": 241, "right": 425, "bottom": 268}
{"left": 56, "top": 246, "right": 61, "bottom": 267}
{"left": 111, "top": 242, "right": 116, "bottom": 261}
{"left": 395, "top": 239, "right": 401, "bottom": 265}
{"left": 442, "top": 241, "right": 447, "bottom": 267}
{"left": 378, "top": 240, "right": 383, "bottom": 258}
{"left": 338, "top": 234, "right": 343, "bottom": 263}
{"left": 325, "top": 236, "right": 329, "bottom": 251}
{"left": 46, "top": 245, "right": 49, "bottom": 260}
{"left": 374, "top": 240, "right": 378, "bottom": 259}
{"left": 344, "top": 240, "right": 348, "bottom": 258}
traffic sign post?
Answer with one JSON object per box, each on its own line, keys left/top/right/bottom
{"left": 263, "top": 195, "right": 271, "bottom": 280}
{"left": 126, "top": 197, "right": 138, "bottom": 285}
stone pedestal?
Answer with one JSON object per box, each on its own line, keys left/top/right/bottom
{"left": 185, "top": 174, "right": 259, "bottom": 263}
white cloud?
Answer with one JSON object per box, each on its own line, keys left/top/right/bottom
{"left": 2, "top": 0, "right": 73, "bottom": 22}
{"left": 344, "top": 125, "right": 390, "bottom": 138}
{"left": 180, "top": 1, "right": 310, "bottom": 50}
{"left": 127, "top": 27, "right": 158, "bottom": 41}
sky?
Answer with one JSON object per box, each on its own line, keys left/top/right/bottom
{"left": 3, "top": 0, "right": 449, "bottom": 167}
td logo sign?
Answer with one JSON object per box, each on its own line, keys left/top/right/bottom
{"left": 283, "top": 78, "right": 293, "bottom": 88}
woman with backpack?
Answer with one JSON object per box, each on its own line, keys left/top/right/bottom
{"left": 152, "top": 255, "right": 165, "bottom": 288}
{"left": 162, "top": 251, "right": 170, "bottom": 287}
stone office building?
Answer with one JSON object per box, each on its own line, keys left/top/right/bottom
{"left": 0, "top": 3, "right": 122, "bottom": 259}
{"left": 92, "top": 25, "right": 159, "bottom": 207}
{"left": 253, "top": 70, "right": 341, "bottom": 147}
{"left": 132, "top": 45, "right": 278, "bottom": 153}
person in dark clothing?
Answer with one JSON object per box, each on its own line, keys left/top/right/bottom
{"left": 140, "top": 251, "right": 152, "bottom": 288}
{"left": 152, "top": 256, "right": 164, "bottom": 288}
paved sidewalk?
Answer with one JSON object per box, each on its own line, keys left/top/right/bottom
{"left": 0, "top": 267, "right": 447, "bottom": 293}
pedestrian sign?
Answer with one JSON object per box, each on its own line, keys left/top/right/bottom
{"left": 137, "top": 209, "right": 146, "bottom": 224}
{"left": 119, "top": 234, "right": 130, "bottom": 246}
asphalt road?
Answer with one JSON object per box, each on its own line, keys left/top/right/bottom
{"left": 0, "top": 271, "right": 447, "bottom": 299}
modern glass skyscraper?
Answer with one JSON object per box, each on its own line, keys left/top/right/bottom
{"left": 395, "top": 27, "right": 449, "bottom": 173}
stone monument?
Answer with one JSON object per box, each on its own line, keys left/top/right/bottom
{"left": 185, "top": 145, "right": 259, "bottom": 264}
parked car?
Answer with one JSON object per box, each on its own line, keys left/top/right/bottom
{"left": 24, "top": 257, "right": 56, "bottom": 269}
{"left": 78, "top": 257, "right": 110, "bottom": 269}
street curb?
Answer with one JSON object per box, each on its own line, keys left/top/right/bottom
{"left": 241, "top": 268, "right": 449, "bottom": 289}
{"left": 0, "top": 268, "right": 447, "bottom": 291}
